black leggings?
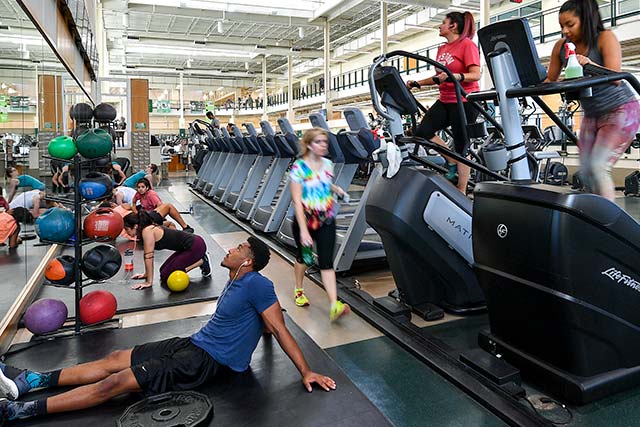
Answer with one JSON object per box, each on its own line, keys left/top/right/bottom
{"left": 416, "top": 100, "right": 479, "bottom": 156}
{"left": 292, "top": 219, "right": 336, "bottom": 270}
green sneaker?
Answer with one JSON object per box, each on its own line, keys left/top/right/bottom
{"left": 295, "top": 288, "right": 310, "bottom": 307}
{"left": 330, "top": 301, "right": 350, "bottom": 322}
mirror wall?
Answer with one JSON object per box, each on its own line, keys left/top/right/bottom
{"left": 0, "top": 0, "right": 91, "bottom": 327}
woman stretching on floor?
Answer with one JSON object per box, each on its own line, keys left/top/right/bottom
{"left": 123, "top": 211, "right": 209, "bottom": 290}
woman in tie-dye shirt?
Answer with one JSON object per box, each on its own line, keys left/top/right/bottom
{"left": 289, "top": 127, "right": 350, "bottom": 322}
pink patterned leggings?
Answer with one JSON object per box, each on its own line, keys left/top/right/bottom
{"left": 578, "top": 100, "right": 640, "bottom": 201}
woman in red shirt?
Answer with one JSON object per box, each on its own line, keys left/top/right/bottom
{"left": 131, "top": 178, "right": 162, "bottom": 213}
{"left": 406, "top": 11, "right": 481, "bottom": 193}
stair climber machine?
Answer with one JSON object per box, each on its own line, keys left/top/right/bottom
{"left": 470, "top": 18, "right": 640, "bottom": 404}
{"left": 236, "top": 121, "right": 297, "bottom": 221}
{"left": 224, "top": 123, "right": 278, "bottom": 211}
{"left": 365, "top": 52, "right": 506, "bottom": 320}
{"left": 250, "top": 118, "right": 314, "bottom": 232}
{"left": 206, "top": 126, "right": 245, "bottom": 198}
{"left": 212, "top": 124, "right": 261, "bottom": 204}
{"left": 188, "top": 122, "right": 211, "bottom": 178}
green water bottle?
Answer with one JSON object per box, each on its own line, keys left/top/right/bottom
{"left": 301, "top": 245, "right": 314, "bottom": 266}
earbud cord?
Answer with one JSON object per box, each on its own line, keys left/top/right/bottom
{"left": 218, "top": 262, "right": 247, "bottom": 306}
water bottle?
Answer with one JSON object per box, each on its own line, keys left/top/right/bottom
{"left": 124, "top": 248, "right": 134, "bottom": 272}
{"left": 301, "top": 245, "right": 314, "bottom": 266}
{"left": 189, "top": 203, "right": 194, "bottom": 215}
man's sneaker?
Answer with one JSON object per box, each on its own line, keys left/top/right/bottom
{"left": 294, "top": 288, "right": 310, "bottom": 307}
{"left": 200, "top": 253, "right": 211, "bottom": 278}
{"left": 0, "top": 369, "right": 19, "bottom": 400}
{"left": 183, "top": 225, "right": 194, "bottom": 234}
{"left": 330, "top": 301, "right": 350, "bottom": 322}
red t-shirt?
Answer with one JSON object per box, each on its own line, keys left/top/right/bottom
{"left": 436, "top": 38, "right": 480, "bottom": 103}
{"left": 133, "top": 189, "right": 162, "bottom": 211}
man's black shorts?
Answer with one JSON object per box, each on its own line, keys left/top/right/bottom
{"left": 130, "top": 337, "right": 231, "bottom": 395}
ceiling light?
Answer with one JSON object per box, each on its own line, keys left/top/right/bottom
{"left": 122, "top": 13, "right": 129, "bottom": 28}
{"left": 217, "top": 21, "right": 224, "bottom": 34}
{"left": 209, "top": 90, "right": 213, "bottom": 96}
{"left": 245, "top": 62, "right": 249, "bottom": 70}
{"left": 298, "top": 27, "right": 304, "bottom": 39}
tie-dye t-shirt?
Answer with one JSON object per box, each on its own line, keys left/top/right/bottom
{"left": 289, "top": 158, "right": 335, "bottom": 230}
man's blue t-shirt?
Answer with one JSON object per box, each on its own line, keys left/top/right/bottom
{"left": 190, "top": 271, "right": 278, "bottom": 372}
{"left": 123, "top": 170, "right": 146, "bottom": 188}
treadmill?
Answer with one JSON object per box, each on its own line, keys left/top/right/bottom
{"left": 212, "top": 124, "right": 261, "bottom": 204}
{"left": 235, "top": 121, "right": 296, "bottom": 221}
{"left": 224, "top": 123, "right": 278, "bottom": 211}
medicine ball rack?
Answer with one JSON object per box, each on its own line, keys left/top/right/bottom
{"left": 41, "top": 153, "right": 119, "bottom": 335}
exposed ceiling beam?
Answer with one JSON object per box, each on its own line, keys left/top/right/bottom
{"left": 309, "top": 0, "right": 366, "bottom": 23}
{"left": 121, "top": 2, "right": 313, "bottom": 23}
{"left": 122, "top": 38, "right": 323, "bottom": 59}
{"left": 383, "top": 0, "right": 452, "bottom": 9}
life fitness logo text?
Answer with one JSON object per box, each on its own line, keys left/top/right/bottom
{"left": 602, "top": 267, "right": 640, "bottom": 293}
{"left": 496, "top": 224, "right": 508, "bottom": 239}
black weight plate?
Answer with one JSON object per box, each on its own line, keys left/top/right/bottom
{"left": 117, "top": 391, "right": 213, "bottom": 427}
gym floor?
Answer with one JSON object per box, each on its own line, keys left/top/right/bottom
{"left": 10, "top": 173, "right": 640, "bottom": 426}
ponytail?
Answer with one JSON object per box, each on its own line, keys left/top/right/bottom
{"left": 445, "top": 11, "right": 476, "bottom": 39}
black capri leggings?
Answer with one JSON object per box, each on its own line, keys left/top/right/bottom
{"left": 415, "top": 100, "right": 479, "bottom": 156}
{"left": 292, "top": 218, "right": 336, "bottom": 270}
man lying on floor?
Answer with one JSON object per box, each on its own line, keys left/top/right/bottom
{"left": 0, "top": 236, "right": 336, "bottom": 421}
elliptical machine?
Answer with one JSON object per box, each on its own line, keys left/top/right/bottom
{"left": 471, "top": 18, "right": 640, "bottom": 404}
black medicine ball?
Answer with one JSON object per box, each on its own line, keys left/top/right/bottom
{"left": 82, "top": 245, "right": 122, "bottom": 281}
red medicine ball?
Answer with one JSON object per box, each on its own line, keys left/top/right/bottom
{"left": 84, "top": 208, "right": 124, "bottom": 241}
{"left": 79, "top": 290, "right": 117, "bottom": 325}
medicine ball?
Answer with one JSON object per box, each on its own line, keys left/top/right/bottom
{"left": 79, "top": 172, "right": 113, "bottom": 200}
{"left": 79, "top": 290, "right": 117, "bottom": 325}
{"left": 23, "top": 299, "right": 68, "bottom": 335}
{"left": 35, "top": 208, "right": 75, "bottom": 243}
{"left": 82, "top": 244, "right": 122, "bottom": 281}
{"left": 93, "top": 103, "right": 117, "bottom": 122}
{"left": 76, "top": 128, "right": 113, "bottom": 158}
{"left": 48, "top": 135, "right": 77, "bottom": 160}
{"left": 70, "top": 103, "right": 94, "bottom": 122}
{"left": 167, "top": 270, "right": 190, "bottom": 292}
{"left": 84, "top": 208, "right": 124, "bottom": 241}
{"left": 45, "top": 255, "right": 76, "bottom": 286}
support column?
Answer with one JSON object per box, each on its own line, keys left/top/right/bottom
{"left": 323, "top": 17, "right": 332, "bottom": 118}
{"left": 178, "top": 72, "right": 185, "bottom": 131}
{"left": 262, "top": 55, "right": 268, "bottom": 120}
{"left": 288, "top": 55, "right": 294, "bottom": 122}
{"left": 380, "top": 1, "right": 388, "bottom": 55}
{"left": 480, "top": 0, "right": 491, "bottom": 90}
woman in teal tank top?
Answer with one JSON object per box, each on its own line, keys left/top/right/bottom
{"left": 5, "top": 167, "right": 46, "bottom": 203}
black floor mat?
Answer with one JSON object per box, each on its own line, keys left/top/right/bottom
{"left": 5, "top": 314, "right": 392, "bottom": 427}
{"left": 34, "top": 203, "right": 230, "bottom": 316}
